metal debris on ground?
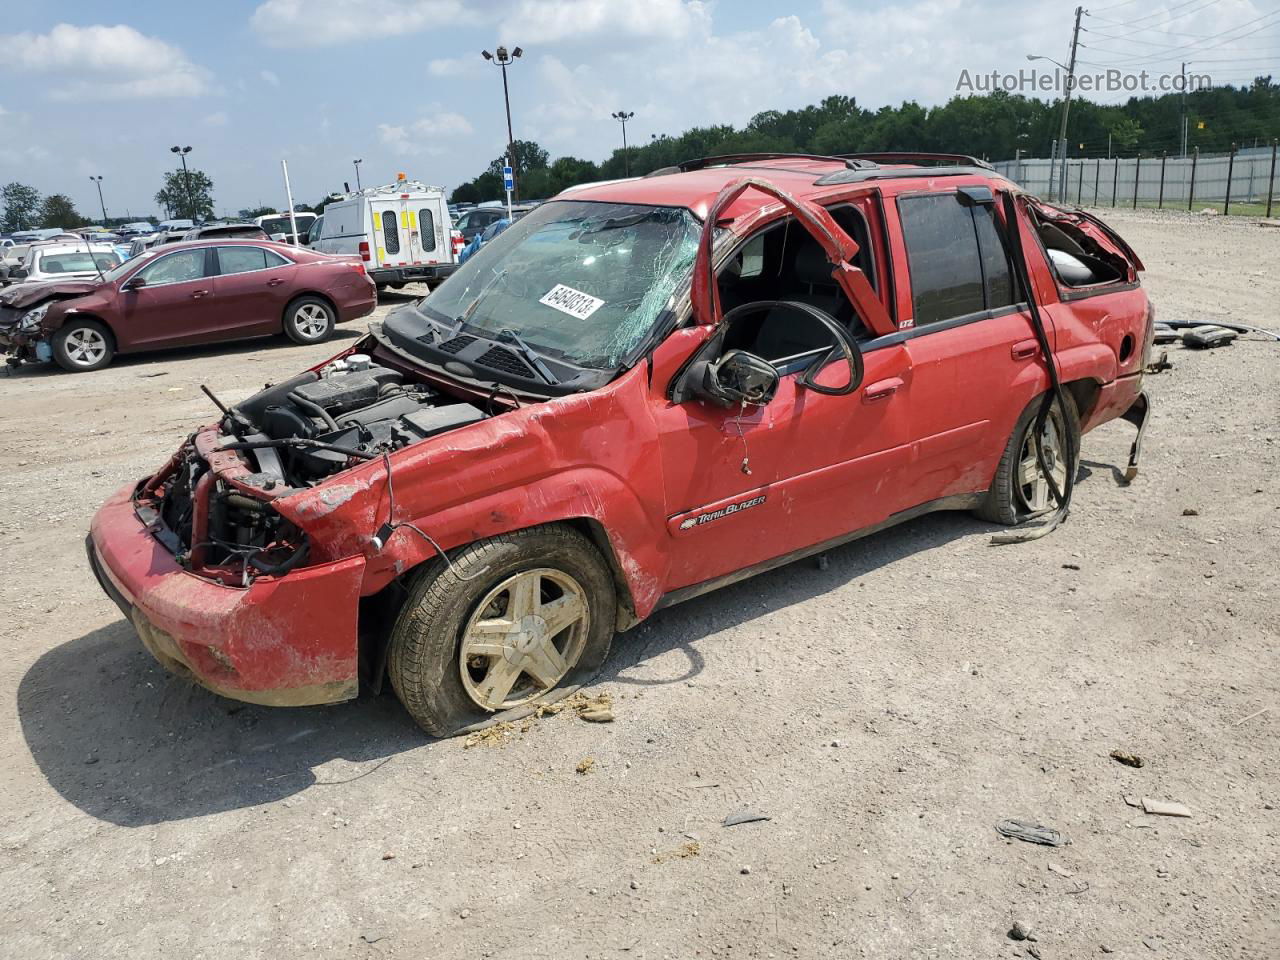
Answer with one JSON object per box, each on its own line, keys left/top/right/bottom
{"left": 1141, "top": 798, "right": 1192, "bottom": 818}
{"left": 1182, "top": 325, "right": 1239, "bottom": 349}
{"left": 1110, "top": 749, "right": 1145, "bottom": 768}
{"left": 723, "top": 809, "right": 772, "bottom": 828}
{"left": 576, "top": 756, "right": 596, "bottom": 775}
{"left": 996, "top": 819, "right": 1070, "bottom": 847}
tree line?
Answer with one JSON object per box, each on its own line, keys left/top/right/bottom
{"left": 449, "top": 78, "right": 1280, "bottom": 204}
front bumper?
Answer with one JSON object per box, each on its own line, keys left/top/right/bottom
{"left": 88, "top": 482, "right": 366, "bottom": 706}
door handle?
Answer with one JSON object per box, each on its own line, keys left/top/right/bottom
{"left": 267, "top": 278, "right": 285, "bottom": 287}
{"left": 191, "top": 289, "right": 210, "bottom": 299}
{"left": 862, "top": 376, "right": 903, "bottom": 403}
{"left": 1012, "top": 339, "right": 1039, "bottom": 360}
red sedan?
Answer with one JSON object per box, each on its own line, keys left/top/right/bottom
{"left": 0, "top": 240, "right": 377, "bottom": 372}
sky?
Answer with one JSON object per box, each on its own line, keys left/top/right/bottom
{"left": 0, "top": 0, "right": 1275, "bottom": 220}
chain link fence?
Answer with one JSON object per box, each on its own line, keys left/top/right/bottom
{"left": 992, "top": 143, "right": 1279, "bottom": 216}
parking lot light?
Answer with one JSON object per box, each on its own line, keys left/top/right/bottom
{"left": 612, "top": 111, "right": 636, "bottom": 177}
{"left": 482, "top": 45, "right": 523, "bottom": 201}
{"left": 89, "top": 175, "right": 108, "bottom": 224}
{"left": 169, "top": 145, "right": 194, "bottom": 221}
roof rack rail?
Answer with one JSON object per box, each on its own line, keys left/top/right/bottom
{"left": 644, "top": 153, "right": 880, "bottom": 178}
{"left": 838, "top": 152, "right": 993, "bottom": 170}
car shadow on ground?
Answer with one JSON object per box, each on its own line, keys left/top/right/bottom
{"left": 0, "top": 329, "right": 364, "bottom": 380}
{"left": 17, "top": 505, "right": 999, "bottom": 827}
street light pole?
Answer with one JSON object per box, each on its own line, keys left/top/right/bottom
{"left": 482, "top": 45, "right": 523, "bottom": 201}
{"left": 612, "top": 111, "right": 635, "bottom": 177}
{"left": 169, "top": 145, "right": 194, "bottom": 220}
{"left": 89, "top": 176, "right": 107, "bottom": 224}
{"left": 353, "top": 159, "right": 363, "bottom": 192}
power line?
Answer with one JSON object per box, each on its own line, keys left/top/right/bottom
{"left": 1076, "top": 10, "right": 1280, "bottom": 68}
{"left": 1084, "top": 0, "right": 1222, "bottom": 31}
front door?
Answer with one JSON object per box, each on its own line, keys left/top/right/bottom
{"left": 117, "top": 247, "right": 220, "bottom": 349}
{"left": 653, "top": 180, "right": 912, "bottom": 591}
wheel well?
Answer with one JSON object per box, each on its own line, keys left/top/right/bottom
{"left": 281, "top": 291, "right": 337, "bottom": 329}
{"left": 355, "top": 516, "right": 641, "bottom": 695}
{"left": 560, "top": 517, "right": 641, "bottom": 632}
{"left": 1062, "top": 378, "right": 1101, "bottom": 427}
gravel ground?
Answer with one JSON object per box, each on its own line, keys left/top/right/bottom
{"left": 1, "top": 210, "right": 1277, "bottom": 960}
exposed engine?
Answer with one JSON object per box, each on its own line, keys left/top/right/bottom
{"left": 233, "top": 354, "right": 487, "bottom": 487}
{"left": 137, "top": 354, "right": 487, "bottom": 582}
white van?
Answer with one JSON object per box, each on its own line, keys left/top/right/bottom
{"left": 313, "top": 176, "right": 462, "bottom": 289}
{"left": 255, "top": 211, "right": 318, "bottom": 246}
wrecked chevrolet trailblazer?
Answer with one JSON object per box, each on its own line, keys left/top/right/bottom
{"left": 88, "top": 153, "right": 1153, "bottom": 735}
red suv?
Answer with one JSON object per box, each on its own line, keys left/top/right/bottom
{"left": 0, "top": 240, "right": 376, "bottom": 372}
{"left": 86, "top": 154, "right": 1152, "bottom": 734}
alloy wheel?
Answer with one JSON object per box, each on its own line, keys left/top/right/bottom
{"left": 294, "top": 304, "right": 330, "bottom": 339}
{"left": 65, "top": 328, "right": 107, "bottom": 366}
{"left": 1015, "top": 408, "right": 1069, "bottom": 514}
{"left": 458, "top": 568, "right": 590, "bottom": 711}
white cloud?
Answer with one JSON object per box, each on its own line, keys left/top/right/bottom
{"left": 503, "top": 0, "right": 708, "bottom": 44}
{"left": 378, "top": 107, "right": 473, "bottom": 154}
{"left": 251, "top": 0, "right": 473, "bottom": 47}
{"left": 204, "top": 111, "right": 230, "bottom": 126}
{"left": 0, "top": 23, "right": 212, "bottom": 99}
{"left": 261, "top": 69, "right": 281, "bottom": 87}
{"left": 427, "top": 57, "right": 479, "bottom": 78}
{"left": 249, "top": 0, "right": 707, "bottom": 47}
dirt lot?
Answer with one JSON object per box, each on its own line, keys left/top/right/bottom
{"left": 1, "top": 210, "right": 1277, "bottom": 959}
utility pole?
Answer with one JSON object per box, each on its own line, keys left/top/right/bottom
{"left": 1056, "top": 6, "right": 1084, "bottom": 203}
{"left": 89, "top": 175, "right": 107, "bottom": 224}
{"left": 1180, "top": 62, "right": 1189, "bottom": 158}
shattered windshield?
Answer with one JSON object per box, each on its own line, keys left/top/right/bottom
{"left": 421, "top": 199, "right": 700, "bottom": 370}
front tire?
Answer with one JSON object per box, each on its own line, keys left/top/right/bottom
{"left": 976, "top": 391, "right": 1080, "bottom": 526}
{"left": 282, "top": 296, "right": 335, "bottom": 345}
{"left": 52, "top": 318, "right": 114, "bottom": 372}
{"left": 388, "top": 525, "right": 616, "bottom": 737}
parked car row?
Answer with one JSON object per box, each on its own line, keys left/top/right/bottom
{"left": 0, "top": 238, "right": 377, "bottom": 371}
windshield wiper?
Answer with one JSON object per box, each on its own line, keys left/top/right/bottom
{"left": 496, "top": 329, "right": 557, "bottom": 384}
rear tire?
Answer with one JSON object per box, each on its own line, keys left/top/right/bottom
{"left": 387, "top": 525, "right": 616, "bottom": 737}
{"left": 976, "top": 391, "right": 1080, "bottom": 526}
{"left": 52, "top": 318, "right": 114, "bottom": 372}
{"left": 282, "top": 296, "right": 335, "bottom": 345}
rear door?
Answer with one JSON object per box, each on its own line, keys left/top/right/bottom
{"left": 408, "top": 196, "right": 448, "bottom": 266}
{"left": 209, "top": 245, "right": 297, "bottom": 338}
{"left": 887, "top": 186, "right": 1045, "bottom": 506}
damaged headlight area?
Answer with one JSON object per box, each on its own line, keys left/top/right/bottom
{"left": 18, "top": 303, "right": 51, "bottom": 331}
{"left": 136, "top": 447, "right": 311, "bottom": 585}
{"left": 134, "top": 355, "right": 491, "bottom": 583}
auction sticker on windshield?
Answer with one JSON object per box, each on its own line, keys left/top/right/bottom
{"left": 539, "top": 284, "right": 605, "bottom": 320}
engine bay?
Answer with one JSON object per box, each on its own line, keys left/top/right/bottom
{"left": 137, "top": 354, "right": 489, "bottom": 580}
{"left": 232, "top": 354, "right": 487, "bottom": 487}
